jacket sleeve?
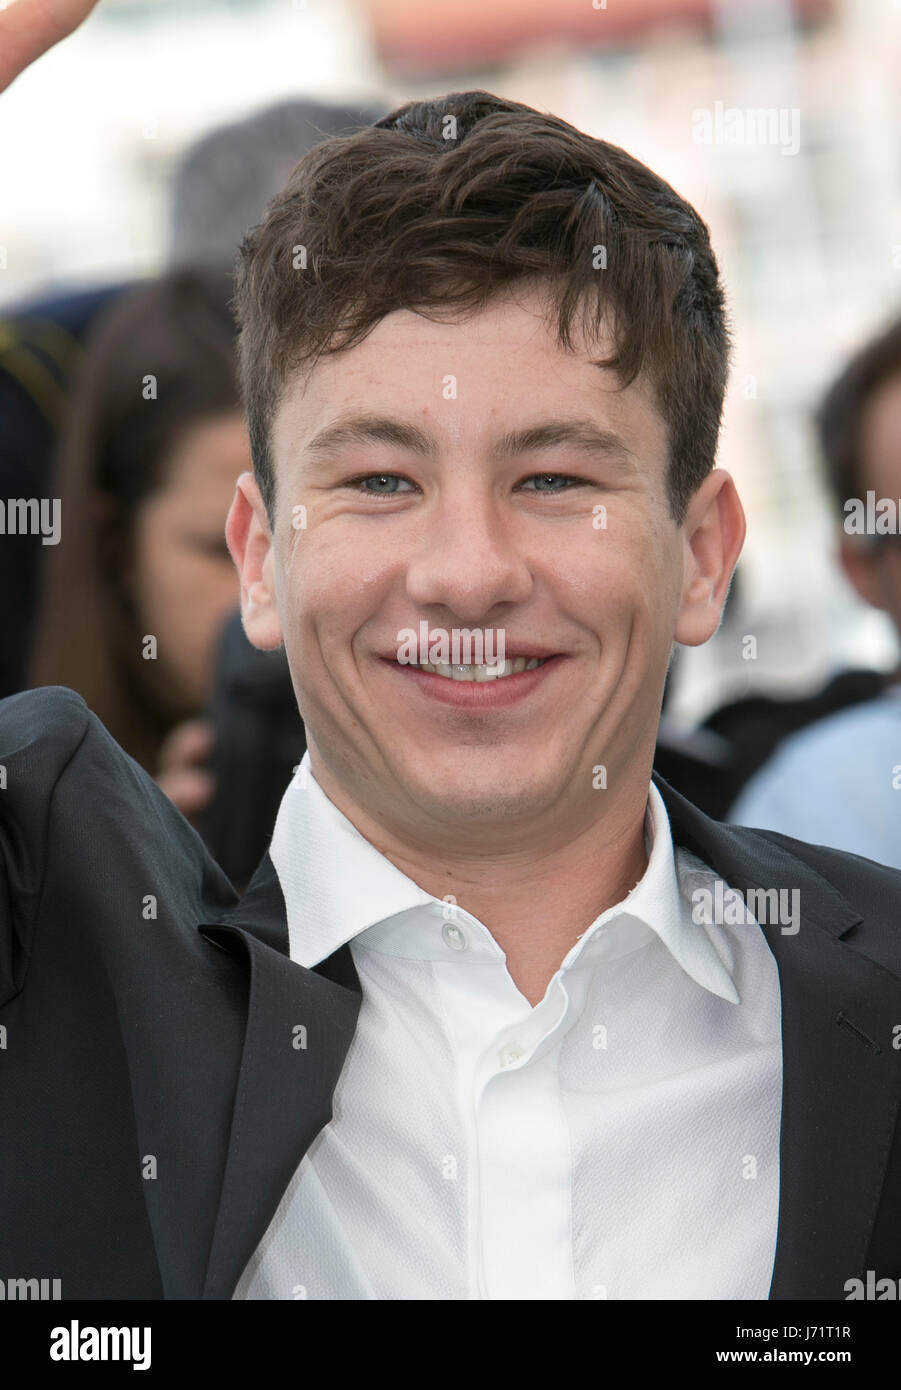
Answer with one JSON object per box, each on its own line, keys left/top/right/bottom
{"left": 0, "top": 685, "right": 93, "bottom": 1007}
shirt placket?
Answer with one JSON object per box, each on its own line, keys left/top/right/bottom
{"left": 469, "top": 972, "right": 579, "bottom": 1299}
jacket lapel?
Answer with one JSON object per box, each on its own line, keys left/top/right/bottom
{"left": 653, "top": 772, "right": 901, "bottom": 1299}
{"left": 197, "top": 852, "right": 361, "bottom": 1300}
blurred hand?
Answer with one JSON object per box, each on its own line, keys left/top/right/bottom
{"left": 0, "top": 0, "right": 100, "bottom": 95}
{"left": 156, "top": 717, "right": 216, "bottom": 824}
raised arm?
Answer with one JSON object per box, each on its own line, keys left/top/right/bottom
{"left": 0, "top": 0, "right": 99, "bottom": 95}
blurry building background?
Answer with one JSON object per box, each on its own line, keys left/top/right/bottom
{"left": 2, "top": 0, "right": 899, "bottom": 723}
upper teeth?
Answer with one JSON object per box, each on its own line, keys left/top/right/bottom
{"left": 412, "top": 657, "right": 547, "bottom": 682}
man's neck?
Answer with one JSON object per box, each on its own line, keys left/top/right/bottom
{"left": 426, "top": 817, "right": 649, "bottom": 1007}
{"left": 308, "top": 760, "right": 652, "bottom": 1007}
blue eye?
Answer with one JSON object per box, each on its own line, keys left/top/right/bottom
{"left": 348, "top": 474, "right": 416, "bottom": 496}
{"left": 519, "top": 474, "right": 584, "bottom": 491}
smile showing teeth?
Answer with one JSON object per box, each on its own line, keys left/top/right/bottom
{"left": 410, "top": 657, "right": 547, "bottom": 682}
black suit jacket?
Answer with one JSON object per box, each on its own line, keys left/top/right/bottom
{"left": 1, "top": 686, "right": 899, "bottom": 1300}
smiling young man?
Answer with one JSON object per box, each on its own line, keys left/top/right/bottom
{"left": 2, "top": 69, "right": 901, "bottom": 1301}
{"left": 225, "top": 95, "right": 744, "bottom": 1019}
{"left": 227, "top": 293, "right": 740, "bottom": 1013}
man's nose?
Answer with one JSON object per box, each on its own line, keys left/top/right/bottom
{"left": 403, "top": 495, "right": 533, "bottom": 621}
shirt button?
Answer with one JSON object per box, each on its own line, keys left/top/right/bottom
{"left": 441, "top": 922, "right": 467, "bottom": 952}
{"left": 499, "top": 1042, "right": 524, "bottom": 1067}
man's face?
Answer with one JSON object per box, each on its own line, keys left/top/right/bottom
{"left": 840, "top": 372, "right": 901, "bottom": 638}
{"left": 231, "top": 288, "right": 733, "bottom": 843}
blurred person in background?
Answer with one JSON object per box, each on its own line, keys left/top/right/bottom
{"left": 0, "top": 94, "right": 384, "bottom": 698}
{"left": 729, "top": 315, "right": 901, "bottom": 866}
{"left": 165, "top": 97, "right": 386, "bottom": 271}
{"left": 27, "top": 267, "right": 246, "bottom": 814}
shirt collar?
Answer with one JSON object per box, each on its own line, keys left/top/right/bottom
{"left": 269, "top": 751, "right": 739, "bottom": 1005}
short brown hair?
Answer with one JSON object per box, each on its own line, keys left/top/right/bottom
{"left": 233, "top": 90, "right": 731, "bottom": 525}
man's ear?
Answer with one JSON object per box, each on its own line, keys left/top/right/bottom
{"left": 225, "top": 472, "right": 284, "bottom": 651}
{"left": 838, "top": 531, "right": 885, "bottom": 611}
{"left": 673, "top": 469, "right": 746, "bottom": 647}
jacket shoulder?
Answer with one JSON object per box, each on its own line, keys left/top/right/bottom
{"left": 742, "top": 824, "right": 901, "bottom": 976}
{"left": 749, "top": 822, "right": 901, "bottom": 886}
{"left": 0, "top": 686, "right": 95, "bottom": 824}
{"left": 0, "top": 685, "right": 236, "bottom": 1003}
{"left": 0, "top": 683, "right": 92, "bottom": 757}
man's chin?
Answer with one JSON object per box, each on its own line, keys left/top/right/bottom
{"left": 385, "top": 760, "right": 567, "bottom": 829}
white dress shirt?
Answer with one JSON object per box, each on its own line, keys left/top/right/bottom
{"left": 233, "top": 752, "right": 783, "bottom": 1300}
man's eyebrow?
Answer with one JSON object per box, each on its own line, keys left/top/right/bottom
{"left": 301, "top": 414, "right": 635, "bottom": 466}
{"left": 304, "top": 414, "right": 435, "bottom": 460}
{"left": 489, "top": 420, "right": 636, "bottom": 466}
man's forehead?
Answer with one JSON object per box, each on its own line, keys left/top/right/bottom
{"left": 318, "top": 289, "right": 613, "bottom": 362}
{"left": 267, "top": 289, "right": 670, "bottom": 483}
{"left": 280, "top": 290, "right": 609, "bottom": 389}
{"left": 278, "top": 341, "right": 650, "bottom": 433}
